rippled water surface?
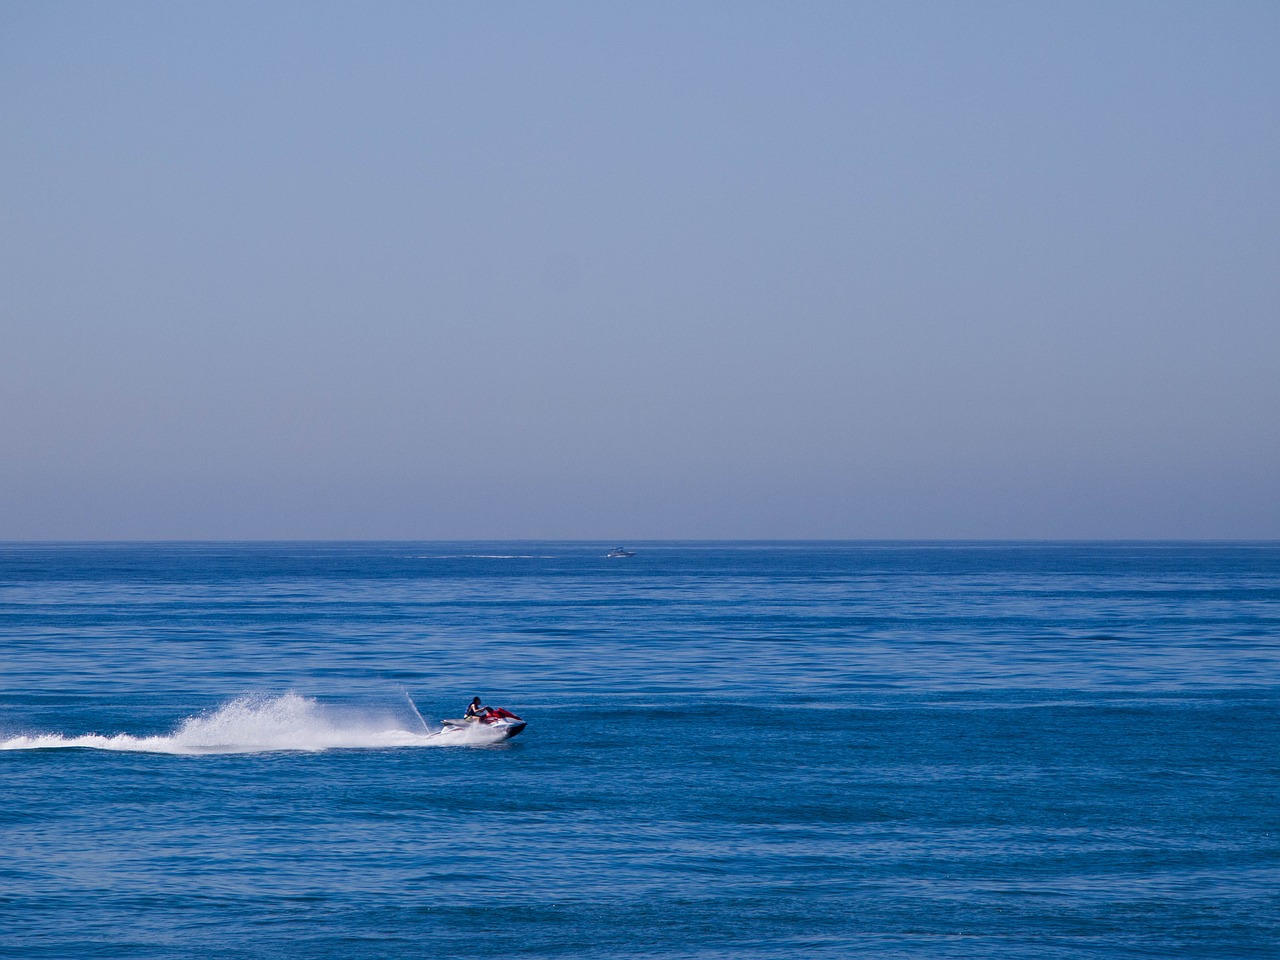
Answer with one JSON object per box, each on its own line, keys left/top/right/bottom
{"left": 1, "top": 542, "right": 1277, "bottom": 958}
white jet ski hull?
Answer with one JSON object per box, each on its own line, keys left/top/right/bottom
{"left": 440, "top": 717, "right": 527, "bottom": 740}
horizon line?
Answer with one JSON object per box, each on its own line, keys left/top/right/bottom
{"left": 3, "top": 538, "right": 1278, "bottom": 546}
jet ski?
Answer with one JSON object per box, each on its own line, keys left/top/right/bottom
{"left": 439, "top": 706, "right": 527, "bottom": 740}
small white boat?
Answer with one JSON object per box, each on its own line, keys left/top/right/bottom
{"left": 605, "top": 547, "right": 636, "bottom": 558}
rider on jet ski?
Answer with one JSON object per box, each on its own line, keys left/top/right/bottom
{"left": 464, "top": 697, "right": 488, "bottom": 721}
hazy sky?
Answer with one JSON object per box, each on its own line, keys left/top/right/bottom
{"left": 3, "top": 1, "right": 1277, "bottom": 539}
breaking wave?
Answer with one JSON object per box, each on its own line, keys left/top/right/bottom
{"left": 0, "top": 692, "right": 511, "bottom": 755}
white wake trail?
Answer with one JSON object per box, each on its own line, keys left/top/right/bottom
{"left": 0, "top": 692, "right": 510, "bottom": 755}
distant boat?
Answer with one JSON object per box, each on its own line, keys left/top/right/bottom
{"left": 605, "top": 547, "right": 636, "bottom": 558}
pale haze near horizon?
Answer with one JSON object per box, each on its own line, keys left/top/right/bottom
{"left": 2, "top": 1, "right": 1277, "bottom": 540}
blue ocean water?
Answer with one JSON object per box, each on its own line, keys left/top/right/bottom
{"left": 1, "top": 542, "right": 1277, "bottom": 959}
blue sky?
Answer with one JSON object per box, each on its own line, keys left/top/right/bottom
{"left": 2, "top": 1, "right": 1277, "bottom": 539}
